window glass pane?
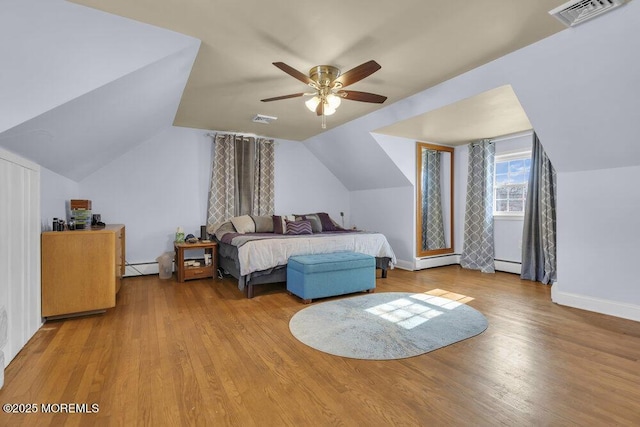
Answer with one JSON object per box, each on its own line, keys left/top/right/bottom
{"left": 495, "top": 173, "right": 508, "bottom": 185}
{"left": 510, "top": 172, "right": 527, "bottom": 184}
{"left": 508, "top": 185, "right": 524, "bottom": 198}
{"left": 496, "top": 187, "right": 508, "bottom": 199}
{"left": 509, "top": 200, "right": 524, "bottom": 212}
{"left": 509, "top": 159, "right": 525, "bottom": 174}
{"left": 493, "top": 153, "right": 531, "bottom": 215}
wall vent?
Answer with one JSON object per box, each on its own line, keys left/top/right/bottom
{"left": 252, "top": 114, "right": 277, "bottom": 124}
{"left": 549, "top": 0, "right": 629, "bottom": 26}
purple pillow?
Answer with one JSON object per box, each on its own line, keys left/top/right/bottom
{"left": 316, "top": 212, "right": 341, "bottom": 231}
{"left": 285, "top": 219, "right": 313, "bottom": 235}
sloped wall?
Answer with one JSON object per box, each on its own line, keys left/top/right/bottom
{"left": 1, "top": 0, "right": 199, "bottom": 134}
{"left": 0, "top": 0, "right": 200, "bottom": 181}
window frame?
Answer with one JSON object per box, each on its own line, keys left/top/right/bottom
{"left": 493, "top": 150, "right": 532, "bottom": 218}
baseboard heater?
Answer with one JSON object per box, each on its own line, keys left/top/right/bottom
{"left": 124, "top": 262, "right": 168, "bottom": 277}
{"left": 415, "top": 255, "right": 521, "bottom": 274}
{"left": 494, "top": 259, "right": 522, "bottom": 275}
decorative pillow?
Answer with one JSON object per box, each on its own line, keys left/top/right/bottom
{"left": 316, "top": 212, "right": 342, "bottom": 231}
{"left": 273, "top": 215, "right": 295, "bottom": 234}
{"left": 285, "top": 219, "right": 313, "bottom": 235}
{"left": 230, "top": 215, "right": 255, "bottom": 234}
{"left": 251, "top": 215, "right": 274, "bottom": 233}
{"left": 294, "top": 214, "right": 322, "bottom": 233}
{"left": 213, "top": 221, "right": 237, "bottom": 240}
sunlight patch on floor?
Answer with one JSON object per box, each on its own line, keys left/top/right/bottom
{"left": 425, "top": 288, "right": 474, "bottom": 304}
{"left": 363, "top": 290, "right": 475, "bottom": 330}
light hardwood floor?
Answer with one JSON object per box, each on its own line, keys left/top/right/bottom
{"left": 1, "top": 266, "right": 639, "bottom": 426}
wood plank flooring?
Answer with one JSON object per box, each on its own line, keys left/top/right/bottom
{"left": 1, "top": 266, "right": 639, "bottom": 426}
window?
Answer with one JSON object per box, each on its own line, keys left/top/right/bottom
{"left": 494, "top": 152, "right": 531, "bottom": 216}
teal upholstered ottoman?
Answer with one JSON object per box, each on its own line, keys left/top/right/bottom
{"left": 287, "top": 252, "right": 376, "bottom": 303}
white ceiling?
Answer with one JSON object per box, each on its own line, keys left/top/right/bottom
{"left": 70, "top": 0, "right": 567, "bottom": 142}
{"left": 374, "top": 85, "right": 533, "bottom": 145}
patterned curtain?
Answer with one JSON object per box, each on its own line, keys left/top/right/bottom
{"left": 207, "top": 134, "right": 275, "bottom": 232}
{"left": 235, "top": 136, "right": 255, "bottom": 216}
{"left": 207, "top": 134, "right": 237, "bottom": 232}
{"left": 252, "top": 138, "right": 275, "bottom": 216}
{"left": 422, "top": 149, "right": 445, "bottom": 250}
{"left": 521, "top": 133, "right": 557, "bottom": 284}
{"left": 460, "top": 139, "right": 495, "bottom": 273}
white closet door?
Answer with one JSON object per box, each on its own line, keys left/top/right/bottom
{"left": 0, "top": 148, "right": 41, "bottom": 384}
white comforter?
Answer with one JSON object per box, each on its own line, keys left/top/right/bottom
{"left": 234, "top": 232, "right": 396, "bottom": 276}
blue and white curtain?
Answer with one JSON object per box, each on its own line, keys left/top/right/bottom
{"left": 207, "top": 134, "right": 274, "bottom": 232}
{"left": 521, "top": 133, "right": 557, "bottom": 284}
{"left": 460, "top": 139, "right": 495, "bottom": 273}
{"left": 422, "top": 149, "right": 446, "bottom": 250}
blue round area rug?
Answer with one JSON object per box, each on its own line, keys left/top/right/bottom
{"left": 289, "top": 292, "right": 488, "bottom": 360}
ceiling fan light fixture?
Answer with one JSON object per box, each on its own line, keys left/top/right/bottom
{"left": 326, "top": 93, "right": 341, "bottom": 110}
{"left": 263, "top": 60, "right": 386, "bottom": 128}
{"left": 305, "top": 96, "right": 321, "bottom": 112}
{"left": 323, "top": 104, "right": 337, "bottom": 116}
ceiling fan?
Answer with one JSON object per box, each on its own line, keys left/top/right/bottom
{"left": 261, "top": 60, "right": 387, "bottom": 128}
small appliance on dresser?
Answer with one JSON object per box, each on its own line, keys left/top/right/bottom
{"left": 69, "top": 199, "right": 92, "bottom": 229}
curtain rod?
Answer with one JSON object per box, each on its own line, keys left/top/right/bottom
{"left": 206, "top": 132, "right": 274, "bottom": 141}
{"left": 489, "top": 129, "right": 533, "bottom": 143}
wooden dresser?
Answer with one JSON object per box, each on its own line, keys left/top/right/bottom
{"left": 41, "top": 224, "right": 125, "bottom": 319}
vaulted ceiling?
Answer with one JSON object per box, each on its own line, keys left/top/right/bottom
{"left": 70, "top": 0, "right": 566, "bottom": 141}
{"left": 13, "top": 0, "right": 636, "bottom": 184}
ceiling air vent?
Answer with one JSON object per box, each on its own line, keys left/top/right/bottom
{"left": 549, "top": 0, "right": 629, "bottom": 27}
{"left": 252, "top": 114, "right": 277, "bottom": 124}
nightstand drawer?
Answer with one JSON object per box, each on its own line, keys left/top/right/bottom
{"left": 184, "top": 265, "right": 213, "bottom": 280}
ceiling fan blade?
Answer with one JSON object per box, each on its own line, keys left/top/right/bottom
{"left": 272, "top": 62, "right": 315, "bottom": 86}
{"left": 339, "top": 90, "right": 387, "bottom": 103}
{"left": 333, "top": 60, "right": 381, "bottom": 88}
{"left": 261, "top": 92, "right": 306, "bottom": 102}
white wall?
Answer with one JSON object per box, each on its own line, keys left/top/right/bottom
{"left": 274, "top": 138, "right": 349, "bottom": 221}
{"left": 350, "top": 186, "right": 413, "bottom": 269}
{"left": 553, "top": 166, "right": 640, "bottom": 321}
{"left": 40, "top": 167, "right": 79, "bottom": 231}
{"left": 80, "top": 126, "right": 211, "bottom": 264}
{"left": 79, "top": 126, "right": 350, "bottom": 265}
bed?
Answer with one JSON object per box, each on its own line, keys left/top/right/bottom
{"left": 212, "top": 213, "right": 396, "bottom": 298}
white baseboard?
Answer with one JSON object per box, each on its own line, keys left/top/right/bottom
{"left": 415, "top": 254, "right": 460, "bottom": 270}
{"left": 494, "top": 260, "right": 522, "bottom": 275}
{"left": 551, "top": 285, "right": 640, "bottom": 322}
{"left": 393, "top": 259, "right": 415, "bottom": 270}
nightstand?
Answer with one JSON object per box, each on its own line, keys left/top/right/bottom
{"left": 174, "top": 241, "right": 218, "bottom": 282}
